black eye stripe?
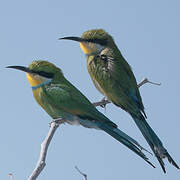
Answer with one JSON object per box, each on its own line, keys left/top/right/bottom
{"left": 32, "top": 70, "right": 54, "bottom": 78}
{"left": 85, "top": 38, "right": 108, "bottom": 46}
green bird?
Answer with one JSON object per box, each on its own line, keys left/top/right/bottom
{"left": 7, "top": 60, "right": 155, "bottom": 168}
{"left": 60, "top": 29, "right": 179, "bottom": 173}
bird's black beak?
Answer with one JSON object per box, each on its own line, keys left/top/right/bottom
{"left": 6, "top": 66, "right": 33, "bottom": 73}
{"left": 7, "top": 65, "right": 54, "bottom": 78}
{"left": 59, "top": 36, "right": 107, "bottom": 46}
{"left": 59, "top": 36, "right": 85, "bottom": 42}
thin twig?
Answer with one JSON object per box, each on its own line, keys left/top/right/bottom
{"left": 75, "top": 166, "right": 88, "bottom": 180}
{"left": 28, "top": 119, "right": 65, "bottom": 180}
{"left": 93, "top": 99, "right": 111, "bottom": 107}
{"left": 138, "top": 78, "right": 161, "bottom": 88}
{"left": 93, "top": 78, "right": 161, "bottom": 107}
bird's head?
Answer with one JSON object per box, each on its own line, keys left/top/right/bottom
{"left": 7, "top": 60, "right": 63, "bottom": 88}
{"left": 60, "top": 29, "right": 115, "bottom": 56}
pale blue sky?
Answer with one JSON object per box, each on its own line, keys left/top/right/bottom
{"left": 1, "top": 0, "right": 180, "bottom": 179}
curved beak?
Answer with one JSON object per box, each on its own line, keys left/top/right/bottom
{"left": 6, "top": 66, "right": 33, "bottom": 73}
{"left": 59, "top": 36, "right": 85, "bottom": 42}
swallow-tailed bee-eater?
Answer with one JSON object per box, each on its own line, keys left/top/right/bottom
{"left": 60, "top": 29, "right": 179, "bottom": 172}
{"left": 7, "top": 60, "right": 155, "bottom": 168}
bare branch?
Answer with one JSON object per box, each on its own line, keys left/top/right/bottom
{"left": 138, "top": 78, "right": 161, "bottom": 88}
{"left": 93, "top": 78, "right": 161, "bottom": 107}
{"left": 75, "top": 166, "right": 87, "bottom": 180}
{"left": 28, "top": 119, "right": 65, "bottom": 180}
{"left": 93, "top": 99, "right": 111, "bottom": 107}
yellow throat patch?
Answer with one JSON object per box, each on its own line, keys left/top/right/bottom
{"left": 26, "top": 73, "right": 43, "bottom": 87}
{"left": 80, "top": 42, "right": 102, "bottom": 55}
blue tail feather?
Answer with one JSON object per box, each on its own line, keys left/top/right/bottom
{"left": 132, "top": 114, "right": 179, "bottom": 173}
{"left": 98, "top": 123, "right": 155, "bottom": 168}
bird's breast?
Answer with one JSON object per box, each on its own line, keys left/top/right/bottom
{"left": 87, "top": 61, "right": 107, "bottom": 96}
{"left": 32, "top": 87, "right": 45, "bottom": 108}
{"left": 91, "top": 75, "right": 107, "bottom": 96}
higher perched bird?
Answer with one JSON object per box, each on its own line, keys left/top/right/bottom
{"left": 60, "top": 29, "right": 179, "bottom": 172}
{"left": 7, "top": 60, "right": 154, "bottom": 168}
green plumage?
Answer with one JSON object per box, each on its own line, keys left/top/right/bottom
{"left": 83, "top": 29, "right": 179, "bottom": 172}
{"left": 61, "top": 29, "right": 179, "bottom": 172}
{"left": 7, "top": 60, "right": 155, "bottom": 168}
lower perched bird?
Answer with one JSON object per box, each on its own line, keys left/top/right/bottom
{"left": 60, "top": 29, "right": 179, "bottom": 172}
{"left": 7, "top": 60, "right": 154, "bottom": 168}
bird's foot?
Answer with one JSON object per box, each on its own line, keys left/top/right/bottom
{"left": 100, "top": 97, "right": 107, "bottom": 108}
{"left": 93, "top": 97, "right": 110, "bottom": 108}
{"left": 49, "top": 118, "right": 66, "bottom": 126}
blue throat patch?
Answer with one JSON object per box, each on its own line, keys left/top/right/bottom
{"left": 85, "top": 47, "right": 105, "bottom": 57}
{"left": 31, "top": 79, "right": 52, "bottom": 90}
{"left": 85, "top": 51, "right": 101, "bottom": 57}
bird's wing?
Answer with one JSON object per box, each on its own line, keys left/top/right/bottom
{"left": 44, "top": 83, "right": 152, "bottom": 154}
{"left": 94, "top": 48, "right": 145, "bottom": 115}
{"left": 102, "top": 52, "right": 145, "bottom": 113}
{"left": 99, "top": 48, "right": 141, "bottom": 100}
{"left": 115, "top": 57, "right": 145, "bottom": 113}
{"left": 44, "top": 83, "right": 116, "bottom": 127}
{"left": 44, "top": 82, "right": 153, "bottom": 155}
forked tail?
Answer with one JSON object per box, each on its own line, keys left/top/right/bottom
{"left": 132, "top": 114, "right": 179, "bottom": 173}
{"left": 99, "top": 123, "right": 155, "bottom": 168}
